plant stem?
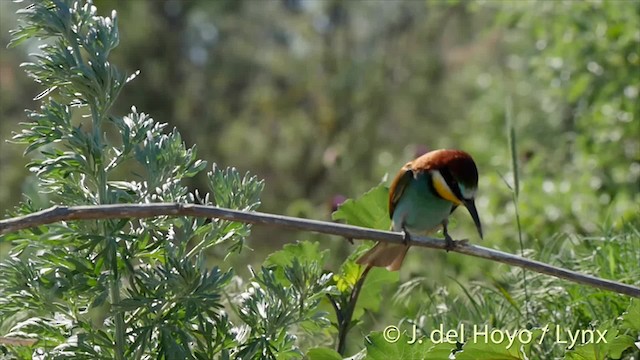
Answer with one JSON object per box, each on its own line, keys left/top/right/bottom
{"left": 506, "top": 96, "right": 530, "bottom": 320}
{"left": 110, "top": 256, "right": 126, "bottom": 360}
{"left": 58, "top": 5, "right": 127, "bottom": 359}
{"left": 90, "top": 88, "right": 125, "bottom": 360}
{"left": 337, "top": 265, "right": 372, "bottom": 355}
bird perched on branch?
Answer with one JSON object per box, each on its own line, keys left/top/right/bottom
{"left": 356, "top": 149, "right": 483, "bottom": 271}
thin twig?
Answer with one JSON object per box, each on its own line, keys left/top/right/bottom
{"left": 0, "top": 337, "right": 38, "bottom": 346}
{"left": 1, "top": 203, "right": 638, "bottom": 298}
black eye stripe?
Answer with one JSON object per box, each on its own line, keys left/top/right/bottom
{"left": 439, "top": 168, "right": 463, "bottom": 199}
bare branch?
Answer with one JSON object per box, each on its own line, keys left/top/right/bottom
{"left": 0, "top": 337, "right": 38, "bottom": 346}
{"left": 1, "top": 203, "right": 638, "bottom": 298}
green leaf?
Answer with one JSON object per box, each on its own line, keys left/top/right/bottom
{"left": 264, "top": 241, "right": 328, "bottom": 268}
{"left": 607, "top": 334, "right": 636, "bottom": 359}
{"left": 564, "top": 326, "right": 618, "bottom": 360}
{"left": 620, "top": 299, "right": 640, "bottom": 332}
{"left": 334, "top": 262, "right": 362, "bottom": 293}
{"left": 264, "top": 241, "right": 331, "bottom": 288}
{"left": 332, "top": 184, "right": 390, "bottom": 230}
{"left": 352, "top": 268, "right": 398, "bottom": 318}
{"left": 456, "top": 328, "right": 542, "bottom": 360}
{"left": 424, "top": 342, "right": 457, "bottom": 359}
{"left": 363, "top": 331, "right": 433, "bottom": 360}
{"left": 306, "top": 347, "right": 344, "bottom": 360}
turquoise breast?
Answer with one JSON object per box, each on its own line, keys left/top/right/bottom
{"left": 391, "top": 172, "right": 453, "bottom": 233}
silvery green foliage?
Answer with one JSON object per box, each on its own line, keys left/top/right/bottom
{"left": 1, "top": 1, "right": 331, "bottom": 359}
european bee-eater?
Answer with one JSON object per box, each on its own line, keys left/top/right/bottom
{"left": 356, "top": 149, "right": 483, "bottom": 271}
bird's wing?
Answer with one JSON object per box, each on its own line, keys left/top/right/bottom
{"left": 388, "top": 162, "right": 414, "bottom": 219}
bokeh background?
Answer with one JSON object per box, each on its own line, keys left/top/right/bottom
{"left": 1, "top": 0, "right": 638, "bottom": 281}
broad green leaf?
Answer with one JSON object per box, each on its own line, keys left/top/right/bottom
{"left": 332, "top": 184, "right": 390, "bottom": 230}
{"left": 263, "top": 241, "right": 330, "bottom": 287}
{"left": 306, "top": 347, "right": 344, "bottom": 360}
{"left": 334, "top": 262, "right": 363, "bottom": 293}
{"left": 424, "top": 342, "right": 457, "bottom": 359}
{"left": 353, "top": 268, "right": 398, "bottom": 318}
{"left": 264, "top": 241, "right": 328, "bottom": 268}
{"left": 564, "top": 326, "right": 617, "bottom": 360}
{"left": 364, "top": 331, "right": 434, "bottom": 360}
{"left": 330, "top": 263, "right": 398, "bottom": 321}
{"left": 456, "top": 328, "right": 542, "bottom": 360}
{"left": 620, "top": 299, "right": 640, "bottom": 332}
{"left": 607, "top": 334, "right": 636, "bottom": 359}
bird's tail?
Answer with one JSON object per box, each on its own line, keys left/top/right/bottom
{"left": 355, "top": 242, "right": 409, "bottom": 271}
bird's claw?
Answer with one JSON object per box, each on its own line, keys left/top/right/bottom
{"left": 444, "top": 234, "right": 455, "bottom": 252}
{"left": 402, "top": 230, "right": 411, "bottom": 245}
{"left": 444, "top": 236, "right": 469, "bottom": 252}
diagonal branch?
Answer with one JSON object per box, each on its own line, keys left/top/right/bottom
{"left": 1, "top": 203, "right": 638, "bottom": 298}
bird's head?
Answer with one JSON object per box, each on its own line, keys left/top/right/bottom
{"left": 420, "top": 149, "right": 483, "bottom": 239}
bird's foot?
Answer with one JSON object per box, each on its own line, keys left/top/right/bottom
{"left": 402, "top": 230, "right": 411, "bottom": 245}
{"left": 444, "top": 235, "right": 469, "bottom": 252}
{"left": 444, "top": 234, "right": 455, "bottom": 252}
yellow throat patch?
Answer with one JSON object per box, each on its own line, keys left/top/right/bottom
{"left": 431, "top": 170, "right": 462, "bottom": 205}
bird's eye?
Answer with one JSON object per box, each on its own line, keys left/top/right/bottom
{"left": 453, "top": 181, "right": 463, "bottom": 194}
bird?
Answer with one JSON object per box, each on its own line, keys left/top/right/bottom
{"left": 356, "top": 149, "right": 483, "bottom": 271}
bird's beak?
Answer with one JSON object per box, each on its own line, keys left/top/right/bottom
{"left": 463, "top": 198, "right": 483, "bottom": 240}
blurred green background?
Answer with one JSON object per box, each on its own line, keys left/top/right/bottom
{"left": 1, "top": 0, "right": 638, "bottom": 280}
